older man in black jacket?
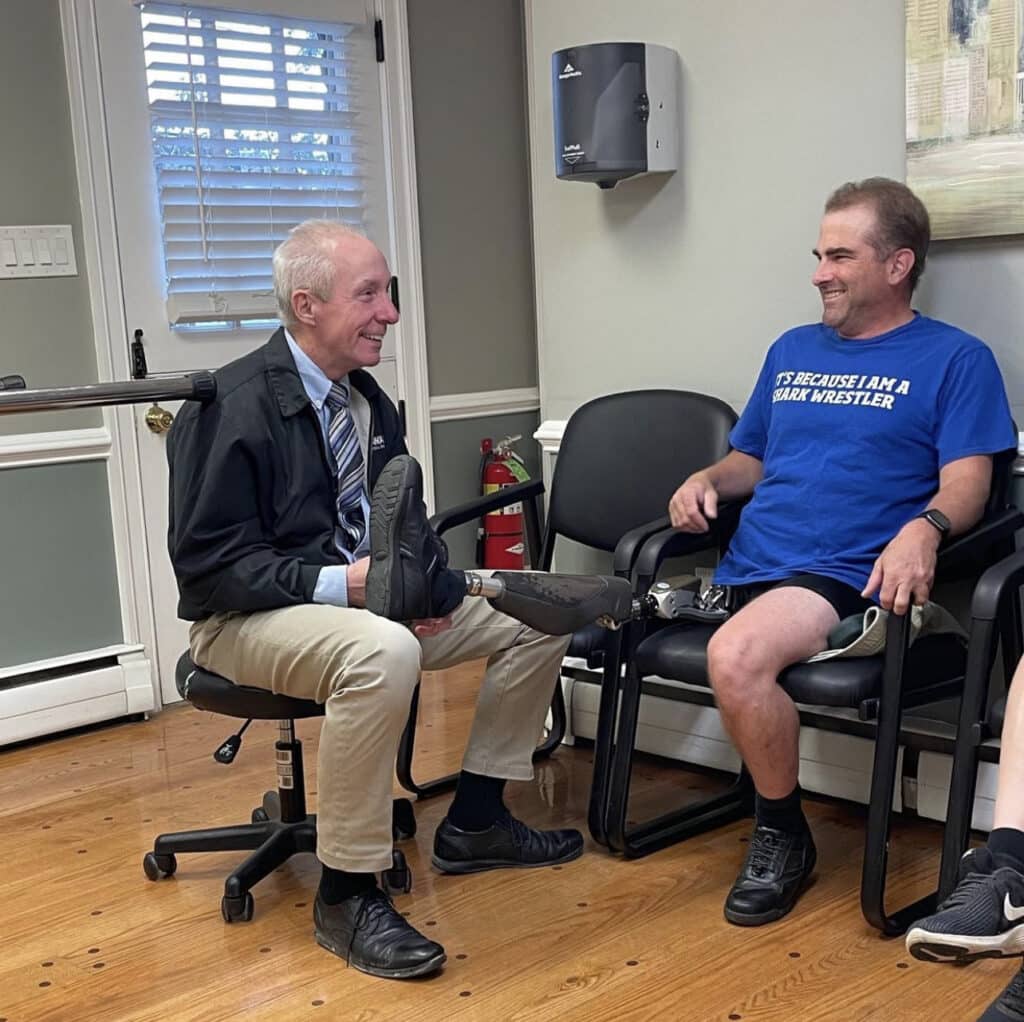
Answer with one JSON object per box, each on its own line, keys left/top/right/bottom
{"left": 167, "top": 221, "right": 580, "bottom": 980}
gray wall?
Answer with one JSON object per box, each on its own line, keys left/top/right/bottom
{"left": 0, "top": 462, "right": 122, "bottom": 669}
{"left": 407, "top": 0, "right": 538, "bottom": 396}
{"left": 0, "top": 0, "right": 101, "bottom": 436}
{"left": 431, "top": 411, "right": 542, "bottom": 566}
{"left": 1, "top": 1, "right": 123, "bottom": 669}
{"left": 525, "top": 1, "right": 1024, "bottom": 427}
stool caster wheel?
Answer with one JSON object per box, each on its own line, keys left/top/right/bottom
{"left": 143, "top": 851, "right": 177, "bottom": 880}
{"left": 222, "top": 891, "right": 255, "bottom": 923}
{"left": 261, "top": 791, "right": 281, "bottom": 819}
{"left": 392, "top": 797, "right": 416, "bottom": 840}
{"left": 251, "top": 807, "right": 270, "bottom": 823}
{"left": 381, "top": 850, "right": 412, "bottom": 896}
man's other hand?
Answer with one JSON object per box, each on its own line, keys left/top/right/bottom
{"left": 861, "top": 519, "right": 940, "bottom": 615}
{"left": 412, "top": 616, "right": 454, "bottom": 638}
{"left": 669, "top": 472, "right": 719, "bottom": 533}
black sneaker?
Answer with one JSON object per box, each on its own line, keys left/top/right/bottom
{"left": 978, "top": 963, "right": 1024, "bottom": 1021}
{"left": 960, "top": 845, "right": 997, "bottom": 882}
{"left": 905, "top": 867, "right": 1024, "bottom": 963}
{"left": 723, "top": 824, "right": 817, "bottom": 926}
{"left": 365, "top": 455, "right": 466, "bottom": 621}
{"left": 313, "top": 888, "right": 446, "bottom": 979}
{"left": 431, "top": 813, "right": 584, "bottom": 874}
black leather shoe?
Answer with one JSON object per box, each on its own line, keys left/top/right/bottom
{"left": 432, "top": 813, "right": 584, "bottom": 874}
{"left": 365, "top": 455, "right": 466, "bottom": 621}
{"left": 313, "top": 889, "right": 446, "bottom": 979}
{"left": 723, "top": 824, "right": 817, "bottom": 926}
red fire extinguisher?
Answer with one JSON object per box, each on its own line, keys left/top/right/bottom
{"left": 479, "top": 435, "right": 530, "bottom": 569}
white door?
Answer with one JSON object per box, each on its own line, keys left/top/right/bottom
{"left": 93, "top": 0, "right": 404, "bottom": 702}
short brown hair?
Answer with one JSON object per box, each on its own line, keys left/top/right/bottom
{"left": 824, "top": 178, "right": 931, "bottom": 293}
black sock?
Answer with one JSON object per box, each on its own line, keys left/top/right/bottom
{"left": 988, "top": 828, "right": 1024, "bottom": 874}
{"left": 318, "top": 866, "right": 377, "bottom": 905}
{"left": 447, "top": 771, "right": 507, "bottom": 831}
{"left": 755, "top": 786, "right": 807, "bottom": 834}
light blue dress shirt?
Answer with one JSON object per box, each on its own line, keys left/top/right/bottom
{"left": 284, "top": 331, "right": 372, "bottom": 608}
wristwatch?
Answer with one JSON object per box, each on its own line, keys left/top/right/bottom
{"left": 915, "top": 508, "right": 951, "bottom": 538}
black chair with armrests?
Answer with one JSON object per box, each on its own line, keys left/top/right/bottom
{"left": 937, "top": 545, "right": 1024, "bottom": 899}
{"left": 395, "top": 389, "right": 738, "bottom": 815}
{"left": 142, "top": 653, "right": 416, "bottom": 922}
{"left": 594, "top": 445, "right": 1022, "bottom": 935}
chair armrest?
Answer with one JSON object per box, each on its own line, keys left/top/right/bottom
{"left": 429, "top": 478, "right": 545, "bottom": 535}
{"left": 970, "top": 547, "right": 1024, "bottom": 622}
{"left": 612, "top": 515, "right": 670, "bottom": 577}
{"left": 936, "top": 507, "right": 1024, "bottom": 579}
{"left": 631, "top": 499, "right": 747, "bottom": 590}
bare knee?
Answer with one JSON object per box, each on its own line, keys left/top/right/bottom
{"left": 707, "top": 629, "right": 772, "bottom": 709}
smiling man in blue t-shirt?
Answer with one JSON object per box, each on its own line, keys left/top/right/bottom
{"left": 669, "top": 177, "right": 1015, "bottom": 928}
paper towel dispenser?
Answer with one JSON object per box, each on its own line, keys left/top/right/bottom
{"left": 552, "top": 42, "right": 679, "bottom": 189}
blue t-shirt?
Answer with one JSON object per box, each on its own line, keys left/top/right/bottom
{"left": 714, "top": 314, "right": 1015, "bottom": 593}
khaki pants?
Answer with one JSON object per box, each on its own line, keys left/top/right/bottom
{"left": 189, "top": 594, "right": 571, "bottom": 872}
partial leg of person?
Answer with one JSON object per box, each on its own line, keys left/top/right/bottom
{"left": 975, "top": 962, "right": 1024, "bottom": 1022}
{"left": 906, "top": 662, "right": 1024, "bottom": 964}
{"left": 190, "top": 605, "right": 447, "bottom": 979}
{"left": 417, "top": 590, "right": 583, "bottom": 874}
{"left": 705, "top": 584, "right": 840, "bottom": 926}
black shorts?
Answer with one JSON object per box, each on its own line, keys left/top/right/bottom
{"left": 729, "top": 573, "right": 870, "bottom": 622}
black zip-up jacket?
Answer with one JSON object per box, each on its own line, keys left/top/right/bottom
{"left": 167, "top": 328, "right": 407, "bottom": 620}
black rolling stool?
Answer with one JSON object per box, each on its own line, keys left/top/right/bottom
{"left": 142, "top": 653, "right": 416, "bottom": 922}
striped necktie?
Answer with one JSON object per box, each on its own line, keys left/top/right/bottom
{"left": 325, "top": 382, "right": 366, "bottom": 553}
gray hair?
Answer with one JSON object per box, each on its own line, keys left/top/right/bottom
{"left": 272, "top": 220, "right": 366, "bottom": 327}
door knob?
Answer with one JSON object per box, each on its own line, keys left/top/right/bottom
{"left": 145, "top": 402, "right": 174, "bottom": 434}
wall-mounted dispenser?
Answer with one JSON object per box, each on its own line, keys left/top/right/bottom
{"left": 552, "top": 42, "right": 679, "bottom": 189}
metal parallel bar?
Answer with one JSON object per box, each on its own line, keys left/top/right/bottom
{"left": 0, "top": 373, "right": 217, "bottom": 414}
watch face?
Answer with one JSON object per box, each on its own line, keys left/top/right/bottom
{"left": 925, "top": 509, "right": 951, "bottom": 533}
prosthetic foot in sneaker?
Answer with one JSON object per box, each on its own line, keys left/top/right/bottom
{"left": 723, "top": 824, "right": 817, "bottom": 926}
{"left": 313, "top": 888, "right": 446, "bottom": 979}
{"left": 431, "top": 812, "right": 583, "bottom": 874}
{"left": 906, "top": 866, "right": 1024, "bottom": 963}
{"left": 365, "top": 455, "right": 466, "bottom": 621}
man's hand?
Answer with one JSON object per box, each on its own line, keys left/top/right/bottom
{"left": 669, "top": 472, "right": 719, "bottom": 533}
{"left": 412, "top": 616, "right": 454, "bottom": 638}
{"left": 862, "top": 519, "right": 941, "bottom": 615}
{"left": 345, "top": 557, "right": 370, "bottom": 607}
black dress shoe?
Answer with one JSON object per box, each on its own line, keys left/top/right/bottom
{"left": 365, "top": 455, "right": 466, "bottom": 621}
{"left": 723, "top": 824, "right": 817, "bottom": 926}
{"left": 432, "top": 813, "right": 584, "bottom": 874}
{"left": 313, "top": 889, "right": 446, "bottom": 979}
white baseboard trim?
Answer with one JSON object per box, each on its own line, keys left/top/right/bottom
{"left": 0, "top": 648, "right": 154, "bottom": 746}
{"left": 430, "top": 387, "right": 540, "bottom": 422}
{"left": 0, "top": 426, "right": 111, "bottom": 470}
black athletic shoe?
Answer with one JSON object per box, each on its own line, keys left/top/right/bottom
{"left": 905, "top": 867, "right": 1024, "bottom": 963}
{"left": 313, "top": 888, "right": 446, "bottom": 979}
{"left": 431, "top": 813, "right": 584, "bottom": 874}
{"left": 723, "top": 824, "right": 817, "bottom": 926}
{"left": 978, "top": 963, "right": 1024, "bottom": 1021}
{"left": 960, "top": 845, "right": 997, "bottom": 882}
{"left": 365, "top": 455, "right": 466, "bottom": 621}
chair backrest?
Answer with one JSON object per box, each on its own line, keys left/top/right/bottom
{"left": 987, "top": 442, "right": 1018, "bottom": 513}
{"left": 545, "top": 389, "right": 737, "bottom": 556}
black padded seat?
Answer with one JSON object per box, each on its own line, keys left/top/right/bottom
{"left": 634, "top": 624, "right": 968, "bottom": 710}
{"left": 176, "top": 653, "right": 324, "bottom": 720}
{"left": 566, "top": 623, "right": 610, "bottom": 668}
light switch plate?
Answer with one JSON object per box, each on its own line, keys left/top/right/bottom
{"left": 0, "top": 225, "right": 77, "bottom": 279}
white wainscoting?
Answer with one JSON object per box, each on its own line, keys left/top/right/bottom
{"left": 430, "top": 387, "right": 540, "bottom": 422}
{"left": 0, "top": 426, "right": 111, "bottom": 470}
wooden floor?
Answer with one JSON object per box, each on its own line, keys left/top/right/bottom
{"left": 0, "top": 661, "right": 1018, "bottom": 1022}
